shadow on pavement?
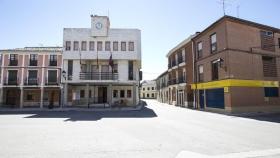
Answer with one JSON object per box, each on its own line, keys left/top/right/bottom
{"left": 230, "top": 112, "right": 280, "bottom": 124}
{"left": 0, "top": 104, "right": 157, "bottom": 122}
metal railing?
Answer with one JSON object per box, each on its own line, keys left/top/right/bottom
{"left": 24, "top": 78, "right": 39, "bottom": 85}
{"left": 178, "top": 76, "right": 186, "bottom": 83}
{"left": 80, "top": 72, "right": 118, "bottom": 80}
{"left": 9, "top": 60, "right": 18, "bottom": 66}
{"left": 29, "top": 60, "right": 38, "bottom": 66}
{"left": 45, "top": 77, "right": 59, "bottom": 85}
{"left": 4, "top": 77, "right": 19, "bottom": 85}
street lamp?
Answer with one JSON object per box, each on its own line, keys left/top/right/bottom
{"left": 61, "top": 70, "right": 66, "bottom": 108}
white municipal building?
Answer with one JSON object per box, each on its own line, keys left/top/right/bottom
{"left": 62, "top": 15, "right": 142, "bottom": 107}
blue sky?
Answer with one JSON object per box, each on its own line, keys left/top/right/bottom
{"left": 0, "top": 0, "right": 279, "bottom": 80}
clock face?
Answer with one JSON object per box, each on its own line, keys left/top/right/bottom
{"left": 95, "top": 22, "right": 103, "bottom": 30}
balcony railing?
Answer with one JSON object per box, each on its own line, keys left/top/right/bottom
{"left": 80, "top": 72, "right": 119, "bottom": 80}
{"left": 178, "top": 76, "right": 186, "bottom": 84}
{"left": 29, "top": 60, "right": 38, "bottom": 66}
{"left": 168, "top": 79, "right": 177, "bottom": 85}
{"left": 24, "top": 78, "right": 39, "bottom": 85}
{"left": 9, "top": 60, "right": 18, "bottom": 66}
{"left": 172, "top": 60, "right": 177, "bottom": 67}
{"left": 49, "top": 61, "right": 57, "bottom": 66}
{"left": 178, "top": 56, "right": 183, "bottom": 64}
{"left": 4, "top": 78, "right": 19, "bottom": 85}
{"left": 45, "top": 77, "right": 59, "bottom": 85}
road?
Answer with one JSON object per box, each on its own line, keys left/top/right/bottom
{"left": 0, "top": 99, "right": 280, "bottom": 158}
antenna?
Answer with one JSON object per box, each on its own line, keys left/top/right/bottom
{"left": 236, "top": 5, "right": 240, "bottom": 18}
{"left": 217, "top": 0, "right": 232, "bottom": 16}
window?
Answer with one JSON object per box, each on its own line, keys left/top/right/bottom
{"left": 262, "top": 56, "right": 277, "bottom": 77}
{"left": 81, "top": 41, "right": 87, "bottom": 51}
{"left": 121, "top": 42, "right": 126, "bottom": 51}
{"left": 197, "top": 42, "right": 202, "bottom": 59}
{"left": 66, "top": 41, "right": 71, "bottom": 51}
{"left": 74, "top": 41, "right": 79, "bottom": 51}
{"left": 210, "top": 33, "right": 217, "bottom": 53}
{"left": 260, "top": 31, "right": 275, "bottom": 51}
{"left": 113, "top": 41, "right": 118, "bottom": 51}
{"left": 48, "top": 70, "right": 57, "bottom": 84}
{"left": 143, "top": 88, "right": 145, "bottom": 91}
{"left": 128, "top": 61, "right": 133, "bottom": 80}
{"left": 105, "top": 41, "right": 111, "bottom": 51}
{"left": 261, "top": 30, "right": 273, "bottom": 37}
{"left": 89, "top": 41, "right": 94, "bottom": 51}
{"left": 80, "top": 90, "right": 85, "bottom": 98}
{"left": 67, "top": 60, "right": 73, "bottom": 80}
{"left": 127, "top": 90, "right": 131, "bottom": 98}
{"left": 129, "top": 42, "right": 134, "bottom": 51}
{"left": 49, "top": 55, "right": 57, "bottom": 66}
{"left": 120, "top": 90, "right": 125, "bottom": 98}
{"left": 152, "top": 87, "right": 154, "bottom": 90}
{"left": 29, "top": 54, "right": 38, "bottom": 66}
{"left": 212, "top": 60, "right": 219, "bottom": 80}
{"left": 113, "top": 64, "right": 118, "bottom": 73}
{"left": 264, "top": 87, "right": 279, "bottom": 97}
{"left": 9, "top": 54, "right": 18, "bottom": 66}
{"left": 152, "top": 93, "right": 154, "bottom": 98}
{"left": 28, "top": 70, "right": 38, "bottom": 85}
{"left": 8, "top": 70, "right": 17, "bottom": 85}
{"left": 81, "top": 64, "right": 87, "bottom": 73}
{"left": 147, "top": 87, "right": 150, "bottom": 90}
{"left": 113, "top": 90, "right": 118, "bottom": 98}
{"left": 147, "top": 94, "right": 150, "bottom": 98}
{"left": 198, "top": 65, "right": 203, "bottom": 82}
{"left": 97, "top": 41, "right": 102, "bottom": 51}
{"left": 26, "top": 93, "right": 33, "bottom": 101}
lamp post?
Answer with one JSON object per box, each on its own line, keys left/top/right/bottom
{"left": 61, "top": 70, "right": 66, "bottom": 108}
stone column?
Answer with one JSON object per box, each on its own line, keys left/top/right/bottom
{"left": 63, "top": 83, "right": 68, "bottom": 106}
{"left": 40, "top": 87, "right": 44, "bottom": 108}
{"left": 132, "top": 83, "right": 137, "bottom": 106}
{"left": 85, "top": 83, "right": 89, "bottom": 107}
{"left": 0, "top": 88, "right": 3, "bottom": 106}
{"left": 107, "top": 84, "right": 112, "bottom": 105}
{"left": 20, "top": 87, "right": 24, "bottom": 108}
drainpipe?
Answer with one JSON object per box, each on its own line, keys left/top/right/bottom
{"left": 191, "top": 38, "right": 197, "bottom": 109}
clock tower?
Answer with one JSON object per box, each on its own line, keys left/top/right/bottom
{"left": 91, "top": 15, "right": 110, "bottom": 37}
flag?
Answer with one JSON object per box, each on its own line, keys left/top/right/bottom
{"left": 109, "top": 52, "right": 113, "bottom": 67}
{"left": 109, "top": 52, "right": 113, "bottom": 73}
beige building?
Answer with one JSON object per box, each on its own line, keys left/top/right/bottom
{"left": 140, "top": 80, "right": 157, "bottom": 99}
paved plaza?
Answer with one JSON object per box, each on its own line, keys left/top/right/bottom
{"left": 0, "top": 99, "right": 280, "bottom": 158}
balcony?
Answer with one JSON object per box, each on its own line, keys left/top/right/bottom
{"left": 9, "top": 60, "right": 18, "bottom": 66}
{"left": 171, "top": 60, "right": 177, "bottom": 67}
{"left": 178, "top": 56, "right": 183, "bottom": 64}
{"left": 168, "top": 79, "right": 177, "bottom": 85}
{"left": 80, "top": 72, "right": 119, "bottom": 80}
{"left": 45, "top": 77, "right": 59, "bottom": 85}
{"left": 29, "top": 60, "right": 38, "bottom": 66}
{"left": 4, "top": 78, "right": 19, "bottom": 85}
{"left": 24, "top": 78, "right": 39, "bottom": 85}
{"left": 49, "top": 61, "right": 57, "bottom": 66}
{"left": 178, "top": 76, "right": 186, "bottom": 84}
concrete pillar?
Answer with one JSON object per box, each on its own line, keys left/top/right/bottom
{"left": 133, "top": 83, "right": 137, "bottom": 106}
{"left": 107, "top": 84, "right": 112, "bottom": 105}
{"left": 40, "top": 87, "right": 44, "bottom": 108}
{"left": 60, "top": 87, "right": 63, "bottom": 108}
{"left": 20, "top": 87, "right": 23, "bottom": 108}
{"left": 0, "top": 88, "right": 3, "bottom": 106}
{"left": 85, "top": 84, "right": 89, "bottom": 107}
{"left": 63, "top": 83, "right": 68, "bottom": 106}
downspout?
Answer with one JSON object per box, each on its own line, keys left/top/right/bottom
{"left": 191, "top": 38, "right": 197, "bottom": 109}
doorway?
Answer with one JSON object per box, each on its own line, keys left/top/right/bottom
{"left": 178, "top": 90, "right": 184, "bottom": 106}
{"left": 199, "top": 90, "right": 205, "bottom": 109}
{"left": 98, "top": 87, "right": 107, "bottom": 103}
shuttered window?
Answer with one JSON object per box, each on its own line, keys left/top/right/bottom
{"left": 260, "top": 31, "right": 275, "bottom": 52}
{"left": 262, "top": 56, "right": 277, "bottom": 77}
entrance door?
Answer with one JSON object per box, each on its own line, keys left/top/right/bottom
{"left": 178, "top": 91, "right": 184, "bottom": 106}
{"left": 98, "top": 87, "right": 107, "bottom": 103}
{"left": 199, "top": 90, "right": 204, "bottom": 109}
{"left": 6, "top": 90, "right": 18, "bottom": 106}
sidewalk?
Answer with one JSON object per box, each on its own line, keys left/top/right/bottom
{"left": 0, "top": 101, "right": 145, "bottom": 112}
